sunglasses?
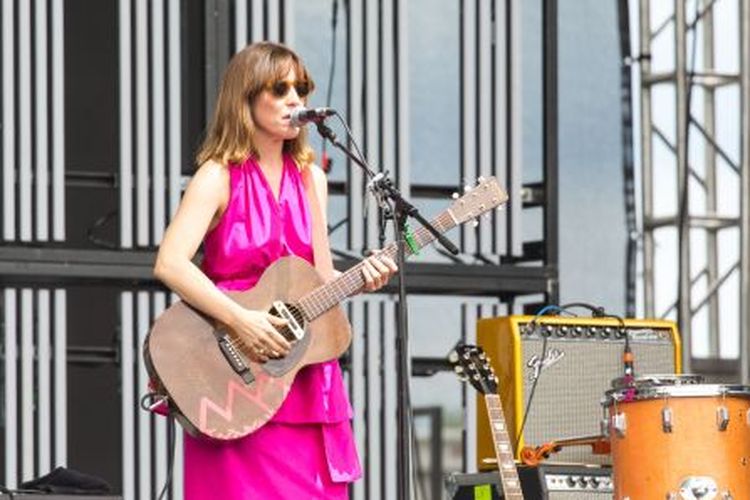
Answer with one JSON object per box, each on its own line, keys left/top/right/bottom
{"left": 265, "top": 79, "right": 312, "bottom": 98}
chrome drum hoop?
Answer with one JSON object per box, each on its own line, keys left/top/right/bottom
{"left": 610, "top": 373, "right": 704, "bottom": 390}
{"left": 602, "top": 383, "right": 750, "bottom": 407}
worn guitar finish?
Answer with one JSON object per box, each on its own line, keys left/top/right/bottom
{"left": 145, "top": 177, "right": 507, "bottom": 440}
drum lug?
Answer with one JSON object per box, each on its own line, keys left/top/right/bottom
{"left": 677, "top": 476, "right": 718, "bottom": 499}
{"left": 611, "top": 412, "right": 627, "bottom": 437}
{"left": 716, "top": 406, "right": 730, "bottom": 432}
{"left": 662, "top": 406, "right": 673, "bottom": 433}
{"left": 601, "top": 416, "right": 610, "bottom": 438}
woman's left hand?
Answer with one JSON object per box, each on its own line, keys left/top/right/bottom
{"left": 361, "top": 251, "right": 398, "bottom": 292}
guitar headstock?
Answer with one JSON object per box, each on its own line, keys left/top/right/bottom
{"left": 449, "top": 344, "right": 499, "bottom": 395}
{"left": 447, "top": 177, "right": 508, "bottom": 226}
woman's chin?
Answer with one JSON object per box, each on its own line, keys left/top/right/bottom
{"left": 281, "top": 128, "right": 301, "bottom": 140}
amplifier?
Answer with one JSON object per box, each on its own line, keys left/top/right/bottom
{"left": 445, "top": 465, "right": 613, "bottom": 499}
{"left": 477, "top": 315, "right": 680, "bottom": 467}
{"left": 518, "top": 464, "right": 613, "bottom": 499}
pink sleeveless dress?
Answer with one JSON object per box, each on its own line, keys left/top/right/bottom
{"left": 183, "top": 155, "right": 361, "bottom": 499}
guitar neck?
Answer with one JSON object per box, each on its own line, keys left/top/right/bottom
{"left": 297, "top": 210, "right": 456, "bottom": 320}
{"left": 485, "top": 394, "right": 525, "bottom": 500}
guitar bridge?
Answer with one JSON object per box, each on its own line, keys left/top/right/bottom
{"left": 217, "top": 334, "right": 254, "bottom": 385}
{"left": 269, "top": 301, "right": 305, "bottom": 341}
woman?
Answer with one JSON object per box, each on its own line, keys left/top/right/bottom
{"left": 153, "top": 41, "right": 397, "bottom": 499}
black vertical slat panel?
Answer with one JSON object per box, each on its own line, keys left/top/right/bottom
{"left": 542, "top": 0, "right": 559, "bottom": 304}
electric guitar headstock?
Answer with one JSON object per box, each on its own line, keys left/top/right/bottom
{"left": 449, "top": 343, "right": 499, "bottom": 396}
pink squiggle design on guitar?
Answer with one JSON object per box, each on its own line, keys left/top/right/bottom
{"left": 198, "top": 369, "right": 289, "bottom": 437}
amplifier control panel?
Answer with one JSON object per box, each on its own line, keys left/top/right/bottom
{"left": 545, "top": 472, "right": 613, "bottom": 492}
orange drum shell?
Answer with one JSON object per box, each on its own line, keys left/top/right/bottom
{"left": 610, "top": 395, "right": 750, "bottom": 500}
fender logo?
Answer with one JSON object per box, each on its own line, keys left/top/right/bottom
{"left": 527, "top": 348, "right": 565, "bottom": 381}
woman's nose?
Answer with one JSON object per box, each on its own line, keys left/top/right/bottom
{"left": 286, "top": 89, "right": 303, "bottom": 107}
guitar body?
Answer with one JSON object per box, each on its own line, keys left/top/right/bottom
{"left": 144, "top": 256, "right": 352, "bottom": 441}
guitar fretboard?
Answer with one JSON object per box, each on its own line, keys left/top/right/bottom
{"left": 485, "top": 394, "right": 524, "bottom": 500}
{"left": 296, "top": 211, "right": 456, "bottom": 320}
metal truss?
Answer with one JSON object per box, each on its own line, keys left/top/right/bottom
{"left": 636, "top": 0, "right": 750, "bottom": 378}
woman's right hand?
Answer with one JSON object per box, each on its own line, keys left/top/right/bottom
{"left": 229, "top": 309, "right": 291, "bottom": 363}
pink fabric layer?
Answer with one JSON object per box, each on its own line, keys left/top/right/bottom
{"left": 184, "top": 421, "right": 359, "bottom": 499}
{"left": 179, "top": 155, "right": 361, "bottom": 499}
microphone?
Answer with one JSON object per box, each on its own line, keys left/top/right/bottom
{"left": 290, "top": 107, "right": 335, "bottom": 127}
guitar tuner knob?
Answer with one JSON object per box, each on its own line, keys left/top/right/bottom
{"left": 478, "top": 176, "right": 485, "bottom": 182}
{"left": 451, "top": 192, "right": 459, "bottom": 199}
{"left": 471, "top": 219, "right": 479, "bottom": 228}
{"left": 464, "top": 185, "right": 473, "bottom": 193}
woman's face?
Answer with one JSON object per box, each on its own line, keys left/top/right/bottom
{"left": 251, "top": 66, "right": 308, "bottom": 143}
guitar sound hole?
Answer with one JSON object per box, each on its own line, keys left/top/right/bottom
{"left": 269, "top": 302, "right": 306, "bottom": 342}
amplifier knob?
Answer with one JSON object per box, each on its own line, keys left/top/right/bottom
{"left": 566, "top": 476, "right": 577, "bottom": 488}
{"left": 572, "top": 326, "right": 584, "bottom": 337}
{"left": 587, "top": 327, "right": 598, "bottom": 338}
{"left": 602, "top": 327, "right": 612, "bottom": 338}
{"left": 577, "top": 477, "right": 588, "bottom": 488}
{"left": 557, "top": 326, "right": 568, "bottom": 337}
{"left": 542, "top": 325, "right": 554, "bottom": 337}
{"left": 590, "top": 476, "right": 601, "bottom": 488}
{"left": 615, "top": 328, "right": 627, "bottom": 339}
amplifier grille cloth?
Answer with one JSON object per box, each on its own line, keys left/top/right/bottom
{"left": 520, "top": 337, "right": 675, "bottom": 464}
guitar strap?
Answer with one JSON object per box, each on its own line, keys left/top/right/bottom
{"left": 300, "top": 165, "right": 336, "bottom": 282}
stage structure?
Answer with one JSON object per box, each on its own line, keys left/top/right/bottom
{"left": 633, "top": 0, "right": 750, "bottom": 378}
{"left": 0, "top": 1, "right": 559, "bottom": 499}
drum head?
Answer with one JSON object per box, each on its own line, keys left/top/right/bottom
{"left": 603, "top": 374, "right": 750, "bottom": 406}
{"left": 610, "top": 373, "right": 704, "bottom": 390}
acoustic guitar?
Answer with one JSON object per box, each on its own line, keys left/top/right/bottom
{"left": 144, "top": 177, "right": 507, "bottom": 440}
{"left": 450, "top": 344, "right": 525, "bottom": 499}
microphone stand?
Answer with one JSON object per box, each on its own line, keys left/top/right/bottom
{"left": 314, "top": 120, "right": 458, "bottom": 500}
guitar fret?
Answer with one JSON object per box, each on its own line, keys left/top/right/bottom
{"left": 296, "top": 211, "right": 457, "bottom": 321}
{"left": 483, "top": 394, "right": 524, "bottom": 498}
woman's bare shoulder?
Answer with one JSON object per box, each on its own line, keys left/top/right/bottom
{"left": 194, "top": 159, "right": 230, "bottom": 184}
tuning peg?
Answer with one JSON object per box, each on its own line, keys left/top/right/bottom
{"left": 453, "top": 365, "right": 464, "bottom": 374}
{"left": 448, "top": 351, "right": 458, "bottom": 362}
{"left": 483, "top": 212, "right": 491, "bottom": 219}
{"left": 464, "top": 184, "right": 473, "bottom": 193}
{"left": 451, "top": 192, "right": 459, "bottom": 200}
{"left": 478, "top": 176, "right": 485, "bottom": 182}
{"left": 497, "top": 205, "right": 504, "bottom": 211}
{"left": 471, "top": 219, "right": 479, "bottom": 228}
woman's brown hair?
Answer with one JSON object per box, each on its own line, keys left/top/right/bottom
{"left": 196, "top": 41, "right": 315, "bottom": 168}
